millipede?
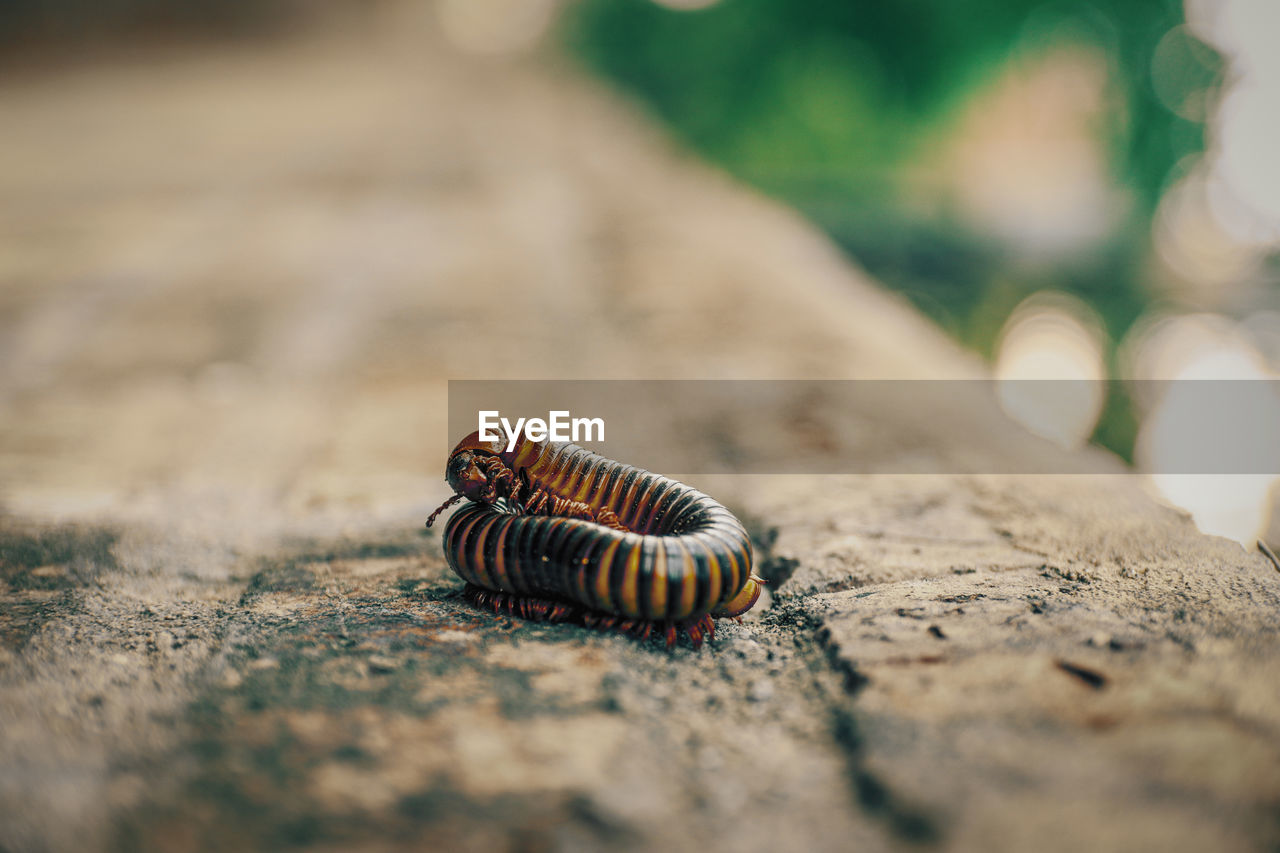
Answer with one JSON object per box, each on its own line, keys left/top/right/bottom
{"left": 426, "top": 429, "right": 762, "bottom": 648}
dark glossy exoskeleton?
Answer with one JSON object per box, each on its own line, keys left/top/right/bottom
{"left": 427, "top": 430, "right": 761, "bottom": 647}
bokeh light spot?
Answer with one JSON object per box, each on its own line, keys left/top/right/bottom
{"left": 995, "top": 292, "right": 1107, "bottom": 448}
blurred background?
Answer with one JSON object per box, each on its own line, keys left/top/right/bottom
{"left": 2, "top": 0, "right": 1277, "bottom": 543}
{"left": 563, "top": 0, "right": 1280, "bottom": 544}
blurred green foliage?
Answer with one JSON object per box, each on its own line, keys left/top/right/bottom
{"left": 561, "top": 0, "right": 1223, "bottom": 459}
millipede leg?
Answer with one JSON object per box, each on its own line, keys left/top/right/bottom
{"left": 462, "top": 585, "right": 721, "bottom": 650}
{"left": 463, "top": 584, "right": 577, "bottom": 623}
{"left": 686, "top": 622, "right": 704, "bottom": 649}
{"left": 594, "top": 509, "right": 629, "bottom": 532}
{"left": 684, "top": 615, "right": 715, "bottom": 650}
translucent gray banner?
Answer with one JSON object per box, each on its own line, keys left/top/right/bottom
{"left": 446, "top": 380, "right": 1280, "bottom": 475}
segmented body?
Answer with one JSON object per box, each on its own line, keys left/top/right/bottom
{"left": 428, "top": 431, "right": 761, "bottom": 646}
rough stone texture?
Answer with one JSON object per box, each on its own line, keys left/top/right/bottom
{"left": 2, "top": 12, "right": 1278, "bottom": 853}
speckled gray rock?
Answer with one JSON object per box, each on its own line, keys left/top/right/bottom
{"left": 1, "top": 12, "right": 1277, "bottom": 853}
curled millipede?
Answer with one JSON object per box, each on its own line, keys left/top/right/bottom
{"left": 427, "top": 430, "right": 762, "bottom": 648}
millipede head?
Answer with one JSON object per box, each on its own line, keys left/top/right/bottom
{"left": 445, "top": 450, "right": 494, "bottom": 503}
{"left": 443, "top": 429, "right": 520, "bottom": 504}
{"left": 429, "top": 432, "right": 522, "bottom": 528}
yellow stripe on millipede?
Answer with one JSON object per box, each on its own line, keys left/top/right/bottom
{"left": 618, "top": 476, "right": 643, "bottom": 530}
{"left": 450, "top": 511, "right": 485, "bottom": 587}
{"left": 574, "top": 535, "right": 600, "bottom": 604}
{"left": 619, "top": 542, "right": 642, "bottom": 619}
{"left": 648, "top": 543, "right": 668, "bottom": 620}
{"left": 678, "top": 541, "right": 698, "bottom": 620}
{"left": 549, "top": 446, "right": 576, "bottom": 491}
{"left": 700, "top": 542, "right": 724, "bottom": 615}
{"left": 513, "top": 438, "right": 542, "bottom": 473}
{"left": 570, "top": 456, "right": 597, "bottom": 504}
{"left": 471, "top": 514, "right": 503, "bottom": 590}
{"left": 489, "top": 516, "right": 514, "bottom": 593}
{"left": 701, "top": 528, "right": 741, "bottom": 607}
{"left": 592, "top": 538, "right": 622, "bottom": 611}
